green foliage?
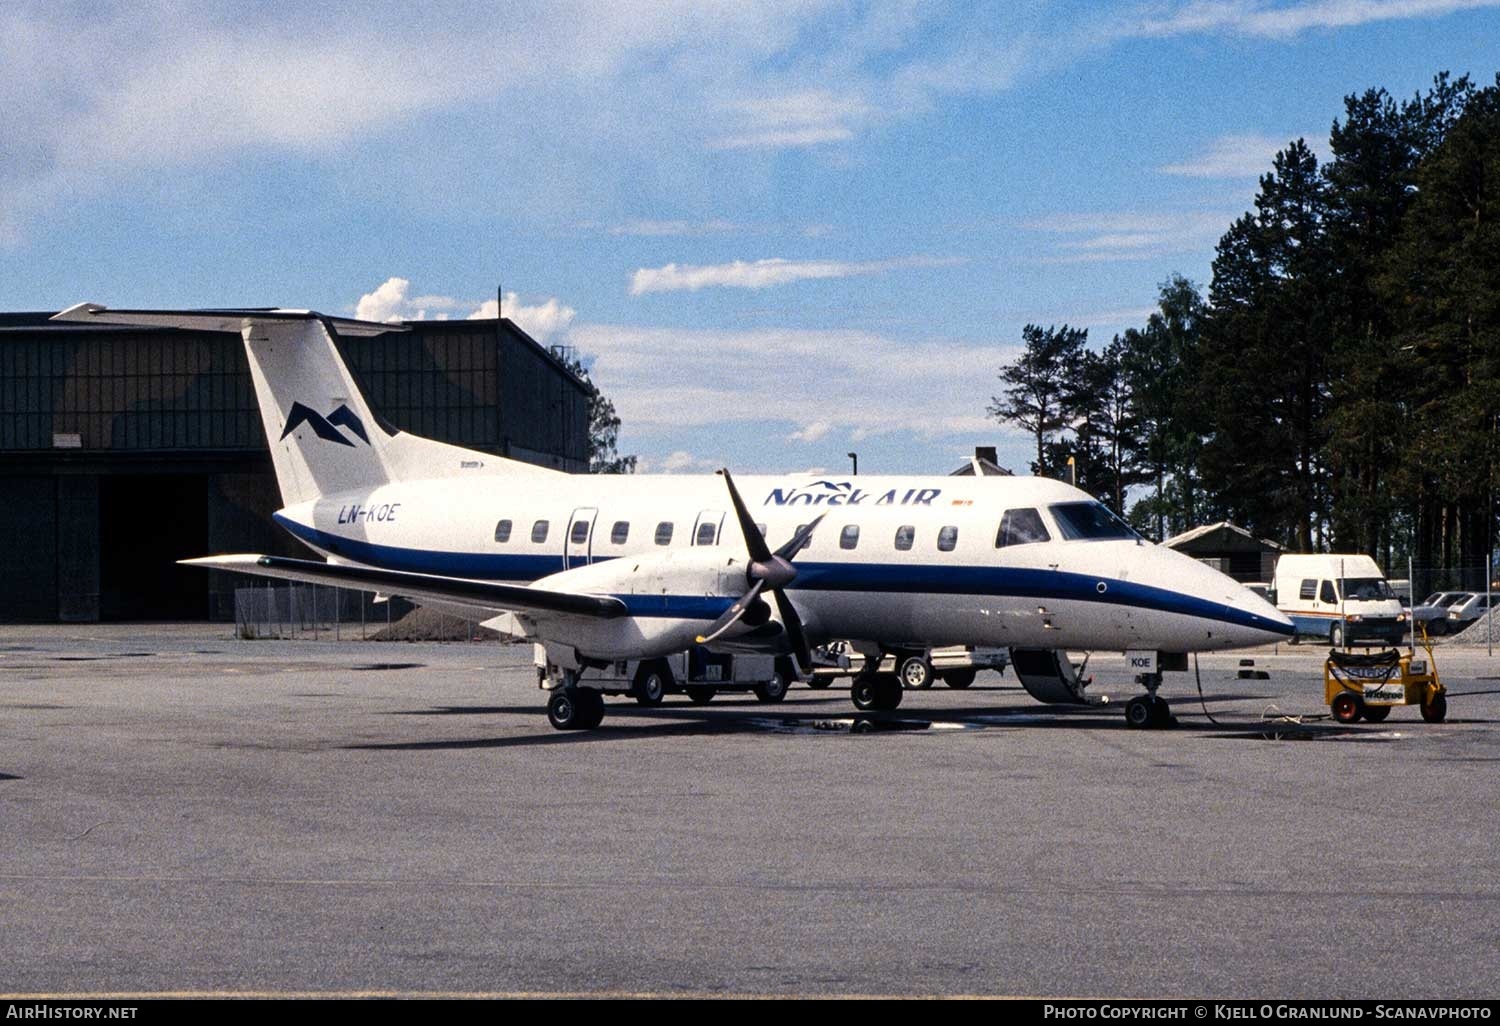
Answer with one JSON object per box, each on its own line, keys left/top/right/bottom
{"left": 988, "top": 324, "right": 1087, "bottom": 478}
{"left": 563, "top": 356, "right": 638, "bottom": 474}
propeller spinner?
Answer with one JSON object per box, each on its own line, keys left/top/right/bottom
{"left": 694, "top": 469, "right": 822, "bottom": 670}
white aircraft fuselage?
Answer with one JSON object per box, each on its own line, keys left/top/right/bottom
{"left": 274, "top": 472, "right": 1292, "bottom": 656}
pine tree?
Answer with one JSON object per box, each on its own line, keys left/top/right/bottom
{"left": 989, "top": 324, "right": 1087, "bottom": 478}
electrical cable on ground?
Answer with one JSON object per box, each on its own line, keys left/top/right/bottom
{"left": 1193, "top": 652, "right": 1327, "bottom": 729}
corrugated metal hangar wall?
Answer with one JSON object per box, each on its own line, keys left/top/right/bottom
{"left": 0, "top": 313, "right": 591, "bottom": 622}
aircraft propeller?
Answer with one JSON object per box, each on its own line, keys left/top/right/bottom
{"left": 695, "top": 469, "right": 822, "bottom": 670}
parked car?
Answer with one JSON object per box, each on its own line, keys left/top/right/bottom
{"left": 808, "top": 642, "right": 1008, "bottom": 689}
{"left": 1446, "top": 592, "right": 1495, "bottom": 632}
{"left": 1412, "top": 591, "right": 1470, "bottom": 636}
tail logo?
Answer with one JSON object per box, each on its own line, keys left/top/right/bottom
{"left": 280, "top": 402, "right": 370, "bottom": 447}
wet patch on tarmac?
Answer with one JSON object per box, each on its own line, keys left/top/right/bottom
{"left": 742, "top": 716, "right": 986, "bottom": 735}
{"left": 1208, "top": 725, "right": 1406, "bottom": 742}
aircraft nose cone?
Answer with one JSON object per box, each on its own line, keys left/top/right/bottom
{"left": 1232, "top": 586, "right": 1295, "bottom": 644}
{"left": 1149, "top": 546, "right": 1293, "bottom": 648}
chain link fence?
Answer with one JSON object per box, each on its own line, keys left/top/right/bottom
{"left": 232, "top": 584, "right": 413, "bottom": 640}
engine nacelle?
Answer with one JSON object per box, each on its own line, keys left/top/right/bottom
{"left": 524, "top": 549, "right": 757, "bottom": 661}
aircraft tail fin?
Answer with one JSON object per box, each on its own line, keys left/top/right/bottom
{"left": 51, "top": 303, "right": 557, "bottom": 504}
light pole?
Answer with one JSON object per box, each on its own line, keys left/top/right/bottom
{"left": 1490, "top": 413, "right": 1497, "bottom": 656}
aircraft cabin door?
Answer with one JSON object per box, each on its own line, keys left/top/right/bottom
{"left": 565, "top": 507, "right": 599, "bottom": 569}
{"left": 692, "top": 509, "right": 726, "bottom": 547}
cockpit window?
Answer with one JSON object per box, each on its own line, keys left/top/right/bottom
{"left": 1048, "top": 502, "right": 1138, "bottom": 542}
{"left": 996, "top": 508, "right": 1050, "bottom": 547}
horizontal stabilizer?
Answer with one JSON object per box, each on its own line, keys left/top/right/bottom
{"left": 181, "top": 555, "right": 626, "bottom": 620}
{"left": 51, "top": 302, "right": 406, "bottom": 337}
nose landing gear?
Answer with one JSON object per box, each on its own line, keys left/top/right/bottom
{"left": 1124, "top": 673, "right": 1174, "bottom": 729}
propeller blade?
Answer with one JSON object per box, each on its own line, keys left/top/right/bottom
{"left": 695, "top": 579, "right": 767, "bottom": 645}
{"left": 718, "top": 468, "right": 773, "bottom": 564}
{"left": 774, "top": 513, "right": 825, "bottom": 561}
{"left": 772, "top": 587, "right": 813, "bottom": 672}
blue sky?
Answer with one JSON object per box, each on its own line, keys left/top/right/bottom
{"left": 4, "top": 1, "right": 1497, "bottom": 476}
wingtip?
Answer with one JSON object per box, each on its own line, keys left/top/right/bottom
{"left": 177, "top": 553, "right": 271, "bottom": 568}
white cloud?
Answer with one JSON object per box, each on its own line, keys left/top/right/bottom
{"left": 354, "top": 277, "right": 413, "bottom": 323}
{"left": 708, "top": 90, "right": 871, "bottom": 151}
{"left": 469, "top": 293, "right": 578, "bottom": 343}
{"left": 5, "top": 1, "right": 1494, "bottom": 238}
{"left": 1129, "top": 0, "right": 1500, "bottom": 40}
{"left": 1158, "top": 132, "right": 1322, "bottom": 178}
{"left": 645, "top": 450, "right": 724, "bottom": 474}
{"left": 789, "top": 421, "right": 835, "bottom": 444}
{"left": 567, "top": 322, "right": 1026, "bottom": 452}
{"left": 1024, "top": 210, "right": 1236, "bottom": 263}
{"left": 605, "top": 218, "right": 743, "bottom": 237}
{"left": 629, "top": 256, "right": 962, "bottom": 295}
{"left": 353, "top": 280, "right": 575, "bottom": 342}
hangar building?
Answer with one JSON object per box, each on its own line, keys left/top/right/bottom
{"left": 0, "top": 311, "right": 590, "bottom": 622}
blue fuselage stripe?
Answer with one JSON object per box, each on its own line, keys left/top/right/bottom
{"left": 274, "top": 514, "right": 1291, "bottom": 635}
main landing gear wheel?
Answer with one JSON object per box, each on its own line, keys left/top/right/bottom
{"left": 851, "top": 673, "right": 903, "bottom": 712}
{"left": 687, "top": 688, "right": 717, "bottom": 705}
{"left": 1330, "top": 691, "right": 1363, "bottom": 724}
{"left": 632, "top": 660, "right": 670, "bottom": 707}
{"left": 1421, "top": 693, "right": 1447, "bottom": 723}
{"left": 942, "top": 669, "right": 976, "bottom": 689}
{"left": 753, "top": 658, "right": 794, "bottom": 703}
{"left": 548, "top": 687, "right": 605, "bottom": 730}
{"left": 1124, "top": 694, "right": 1172, "bottom": 729}
{"left": 899, "top": 655, "right": 935, "bottom": 690}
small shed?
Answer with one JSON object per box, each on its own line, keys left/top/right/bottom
{"left": 1162, "top": 521, "right": 1284, "bottom": 584}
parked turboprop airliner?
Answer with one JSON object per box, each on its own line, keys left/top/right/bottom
{"left": 53, "top": 303, "right": 1293, "bottom": 730}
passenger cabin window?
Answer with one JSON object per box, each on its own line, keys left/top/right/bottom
{"left": 894, "top": 525, "right": 915, "bottom": 551}
{"left": 570, "top": 520, "right": 590, "bottom": 544}
{"left": 696, "top": 522, "right": 718, "bottom": 546}
{"left": 1299, "top": 579, "right": 1317, "bottom": 601}
{"left": 1320, "top": 580, "right": 1336, "bottom": 604}
{"left": 937, "top": 526, "right": 958, "bottom": 552}
{"left": 493, "top": 519, "right": 512, "bottom": 543}
{"left": 996, "top": 508, "right": 1050, "bottom": 547}
{"left": 655, "top": 522, "right": 674, "bottom": 546}
{"left": 610, "top": 521, "right": 629, "bottom": 544}
{"left": 840, "top": 525, "right": 860, "bottom": 550}
{"left": 531, "top": 520, "right": 549, "bottom": 543}
{"left": 1048, "top": 501, "right": 1137, "bottom": 541}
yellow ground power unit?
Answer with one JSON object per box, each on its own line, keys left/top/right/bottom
{"left": 1323, "top": 646, "right": 1447, "bottom": 724}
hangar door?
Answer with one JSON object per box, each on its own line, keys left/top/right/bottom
{"left": 99, "top": 474, "right": 209, "bottom": 620}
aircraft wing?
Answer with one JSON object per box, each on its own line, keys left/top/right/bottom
{"left": 181, "top": 554, "right": 627, "bottom": 619}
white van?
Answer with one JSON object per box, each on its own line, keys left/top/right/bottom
{"left": 1271, "top": 554, "right": 1407, "bottom": 647}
